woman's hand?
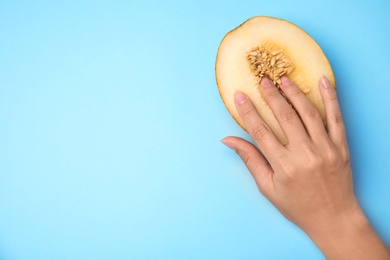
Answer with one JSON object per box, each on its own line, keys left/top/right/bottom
{"left": 222, "top": 76, "right": 390, "bottom": 259}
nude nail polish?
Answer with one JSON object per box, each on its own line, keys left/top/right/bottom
{"left": 321, "top": 76, "right": 331, "bottom": 89}
{"left": 261, "top": 77, "right": 273, "bottom": 88}
{"left": 234, "top": 91, "right": 247, "bottom": 104}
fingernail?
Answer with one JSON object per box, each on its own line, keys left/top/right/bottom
{"left": 234, "top": 91, "right": 247, "bottom": 105}
{"left": 320, "top": 76, "right": 331, "bottom": 89}
{"left": 261, "top": 77, "right": 273, "bottom": 88}
{"left": 281, "top": 76, "right": 291, "bottom": 86}
{"left": 221, "top": 139, "right": 237, "bottom": 152}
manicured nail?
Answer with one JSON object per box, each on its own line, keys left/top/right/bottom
{"left": 221, "top": 139, "right": 237, "bottom": 152}
{"left": 261, "top": 77, "right": 273, "bottom": 88}
{"left": 281, "top": 76, "right": 291, "bottom": 86}
{"left": 321, "top": 76, "right": 331, "bottom": 89}
{"left": 234, "top": 91, "right": 247, "bottom": 105}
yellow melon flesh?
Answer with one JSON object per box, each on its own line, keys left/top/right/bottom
{"left": 216, "top": 16, "right": 335, "bottom": 145}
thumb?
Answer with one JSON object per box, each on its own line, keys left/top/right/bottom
{"left": 222, "top": 136, "right": 274, "bottom": 197}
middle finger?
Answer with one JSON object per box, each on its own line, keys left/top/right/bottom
{"left": 260, "top": 77, "right": 309, "bottom": 144}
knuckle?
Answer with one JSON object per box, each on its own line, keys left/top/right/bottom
{"left": 302, "top": 108, "right": 319, "bottom": 119}
{"left": 302, "top": 145, "right": 326, "bottom": 170}
{"left": 312, "top": 143, "right": 350, "bottom": 170}
{"left": 279, "top": 109, "right": 296, "bottom": 122}
{"left": 330, "top": 113, "right": 343, "bottom": 124}
{"left": 342, "top": 154, "right": 350, "bottom": 165}
{"left": 265, "top": 89, "right": 281, "bottom": 101}
{"left": 240, "top": 107, "right": 253, "bottom": 119}
{"left": 326, "top": 152, "right": 339, "bottom": 166}
{"left": 327, "top": 92, "right": 338, "bottom": 101}
{"left": 251, "top": 123, "right": 269, "bottom": 142}
{"left": 309, "top": 157, "right": 326, "bottom": 173}
{"left": 340, "top": 146, "right": 351, "bottom": 164}
{"left": 237, "top": 150, "right": 250, "bottom": 166}
{"left": 288, "top": 88, "right": 302, "bottom": 98}
{"left": 308, "top": 152, "right": 324, "bottom": 167}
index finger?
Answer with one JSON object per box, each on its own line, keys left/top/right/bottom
{"left": 234, "top": 91, "right": 285, "bottom": 157}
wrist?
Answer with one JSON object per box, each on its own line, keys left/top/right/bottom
{"left": 306, "top": 204, "right": 368, "bottom": 249}
{"left": 304, "top": 204, "right": 390, "bottom": 259}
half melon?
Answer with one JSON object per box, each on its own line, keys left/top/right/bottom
{"left": 216, "top": 16, "right": 335, "bottom": 145}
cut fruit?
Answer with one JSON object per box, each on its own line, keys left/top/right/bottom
{"left": 216, "top": 16, "right": 335, "bottom": 145}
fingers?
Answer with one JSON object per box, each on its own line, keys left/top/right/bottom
{"left": 222, "top": 136, "right": 274, "bottom": 196}
{"left": 234, "top": 91, "right": 284, "bottom": 156}
{"left": 319, "top": 76, "right": 347, "bottom": 145}
{"left": 259, "top": 77, "right": 309, "bottom": 144}
{"left": 279, "top": 76, "right": 327, "bottom": 139}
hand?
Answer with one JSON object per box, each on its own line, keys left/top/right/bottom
{"left": 222, "top": 76, "right": 390, "bottom": 259}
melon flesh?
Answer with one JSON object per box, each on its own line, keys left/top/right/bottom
{"left": 216, "top": 16, "right": 335, "bottom": 144}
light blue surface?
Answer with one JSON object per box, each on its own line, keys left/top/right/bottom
{"left": 1, "top": 0, "right": 389, "bottom": 259}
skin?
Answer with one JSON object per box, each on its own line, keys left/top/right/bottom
{"left": 222, "top": 76, "right": 390, "bottom": 259}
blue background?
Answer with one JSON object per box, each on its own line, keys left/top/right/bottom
{"left": 1, "top": 0, "right": 389, "bottom": 259}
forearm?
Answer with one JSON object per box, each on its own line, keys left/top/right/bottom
{"left": 305, "top": 207, "right": 390, "bottom": 260}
